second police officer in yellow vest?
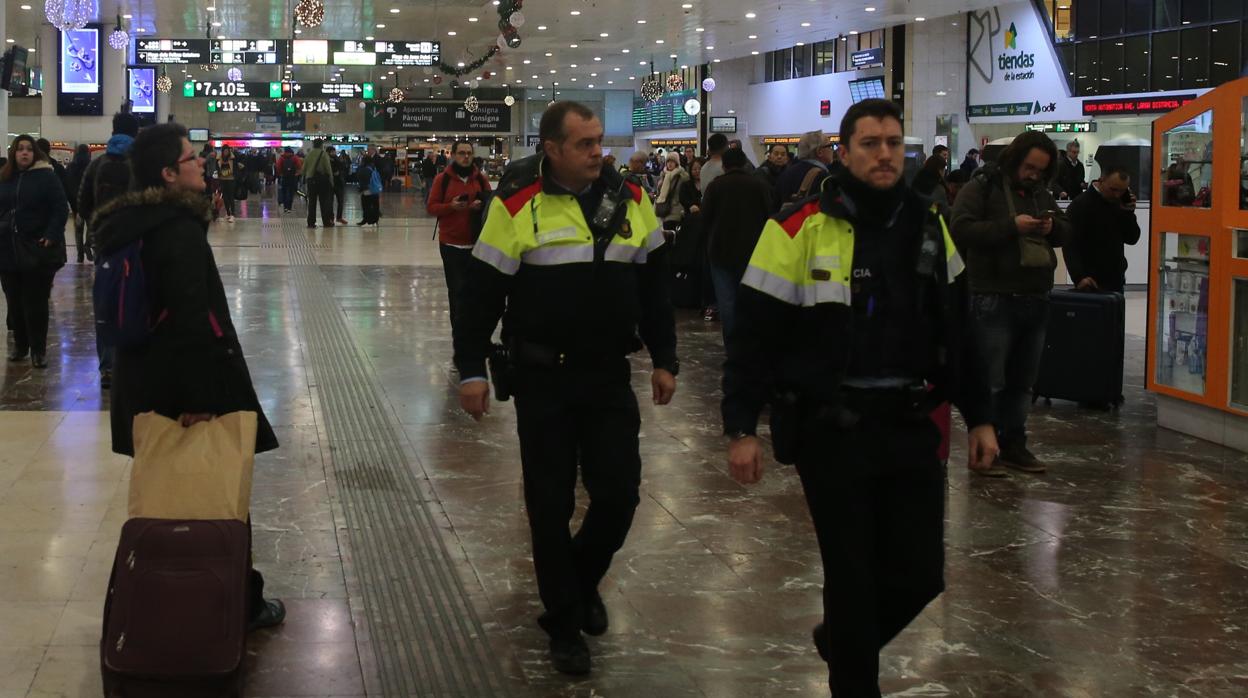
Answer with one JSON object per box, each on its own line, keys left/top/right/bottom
{"left": 722, "top": 99, "right": 1000, "bottom": 696}
{"left": 453, "top": 101, "right": 678, "bottom": 676}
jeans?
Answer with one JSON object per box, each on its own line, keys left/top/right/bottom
{"left": 969, "top": 292, "right": 1049, "bottom": 449}
{"left": 360, "top": 194, "right": 380, "bottom": 224}
{"left": 439, "top": 244, "right": 472, "bottom": 333}
{"left": 709, "top": 265, "right": 744, "bottom": 344}
{"left": 0, "top": 270, "right": 56, "bottom": 356}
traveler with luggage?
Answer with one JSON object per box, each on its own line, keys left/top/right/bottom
{"left": 1064, "top": 167, "right": 1141, "bottom": 294}
{"left": 701, "top": 147, "right": 773, "bottom": 343}
{"left": 90, "top": 122, "right": 285, "bottom": 639}
{"left": 775, "top": 130, "right": 833, "bottom": 207}
{"left": 427, "top": 140, "right": 492, "bottom": 336}
{"left": 723, "top": 99, "right": 996, "bottom": 696}
{"left": 0, "top": 135, "right": 70, "bottom": 370}
{"left": 950, "top": 130, "right": 1072, "bottom": 476}
{"left": 355, "top": 154, "right": 383, "bottom": 226}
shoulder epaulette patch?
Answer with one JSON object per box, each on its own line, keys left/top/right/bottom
{"left": 778, "top": 200, "right": 822, "bottom": 238}
{"left": 502, "top": 181, "right": 542, "bottom": 216}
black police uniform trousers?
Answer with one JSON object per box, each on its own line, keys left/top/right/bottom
{"left": 796, "top": 410, "right": 946, "bottom": 697}
{"left": 512, "top": 357, "right": 642, "bottom": 639}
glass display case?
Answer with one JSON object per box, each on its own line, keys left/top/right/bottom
{"left": 1155, "top": 233, "right": 1210, "bottom": 395}
{"left": 1160, "top": 109, "right": 1213, "bottom": 207}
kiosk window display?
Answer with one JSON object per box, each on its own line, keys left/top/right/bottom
{"left": 1149, "top": 76, "right": 1248, "bottom": 450}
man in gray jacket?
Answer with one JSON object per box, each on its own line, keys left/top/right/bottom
{"left": 950, "top": 131, "right": 1072, "bottom": 476}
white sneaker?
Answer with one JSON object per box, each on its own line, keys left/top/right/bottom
{"left": 227, "top": 215, "right": 235, "bottom": 223}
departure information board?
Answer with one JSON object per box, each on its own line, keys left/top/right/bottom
{"left": 135, "top": 38, "right": 210, "bottom": 64}
{"left": 210, "top": 39, "right": 286, "bottom": 65}
{"left": 206, "top": 99, "right": 341, "bottom": 113}
{"left": 632, "top": 90, "right": 696, "bottom": 132}
{"left": 184, "top": 80, "right": 269, "bottom": 98}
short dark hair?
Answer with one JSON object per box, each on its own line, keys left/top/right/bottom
{"left": 112, "top": 111, "right": 140, "bottom": 138}
{"left": 283, "top": 146, "right": 293, "bottom": 154}
{"left": 539, "top": 101, "right": 597, "bottom": 146}
{"left": 723, "top": 147, "right": 749, "bottom": 170}
{"left": 131, "top": 122, "right": 190, "bottom": 190}
{"left": 947, "top": 169, "right": 970, "bottom": 184}
{"left": 768, "top": 144, "right": 789, "bottom": 156}
{"left": 999, "top": 130, "right": 1059, "bottom": 183}
{"left": 933, "top": 144, "right": 949, "bottom": 157}
{"left": 312, "top": 138, "right": 324, "bottom": 148}
{"left": 839, "top": 99, "right": 903, "bottom": 147}
{"left": 35, "top": 138, "right": 52, "bottom": 155}
{"left": 707, "top": 133, "right": 728, "bottom": 154}
{"left": 1101, "top": 166, "right": 1131, "bottom": 181}
{"left": 452, "top": 140, "right": 474, "bottom": 154}
{"left": 967, "top": 148, "right": 980, "bottom": 156}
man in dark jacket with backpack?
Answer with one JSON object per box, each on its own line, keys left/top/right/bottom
{"left": 90, "top": 122, "right": 286, "bottom": 637}
{"left": 78, "top": 111, "right": 140, "bottom": 389}
{"left": 427, "top": 140, "right": 491, "bottom": 335}
{"left": 702, "top": 147, "right": 773, "bottom": 343}
{"left": 775, "top": 130, "right": 833, "bottom": 208}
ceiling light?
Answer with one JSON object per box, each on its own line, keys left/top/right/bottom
{"left": 122, "top": 13, "right": 131, "bottom": 18}
{"left": 523, "top": 59, "right": 531, "bottom": 64}
{"left": 707, "top": 45, "right": 715, "bottom": 50}
{"left": 515, "top": 79, "right": 521, "bottom": 83}
{"left": 377, "top": 23, "right": 386, "bottom": 28}
{"left": 570, "top": 10, "right": 581, "bottom": 15}
{"left": 746, "top": 12, "right": 756, "bottom": 18}
{"left": 455, "top": 63, "right": 463, "bottom": 68}
{"left": 571, "top": 77, "right": 577, "bottom": 81}
{"left": 750, "top": 50, "right": 758, "bottom": 55}
{"left": 680, "top": 64, "right": 687, "bottom": 69}
{"left": 217, "top": 34, "right": 226, "bottom": 39}
{"left": 629, "top": 76, "right": 636, "bottom": 80}
{"left": 588, "top": 84, "right": 594, "bottom": 88}
{"left": 622, "top": 49, "right": 630, "bottom": 53}
{"left": 380, "top": 75, "right": 387, "bottom": 80}
{"left": 613, "top": 67, "right": 620, "bottom": 71}
{"left": 669, "top": 53, "right": 677, "bottom": 58}
{"left": 389, "top": 7, "right": 400, "bottom": 13}
{"left": 682, "top": 3, "right": 692, "bottom": 7}
{"left": 608, "top": 80, "right": 614, "bottom": 84}
{"left": 570, "top": 63, "right": 578, "bottom": 67}
{"left": 294, "top": 29, "right": 302, "bottom": 34}
{"left": 795, "top": 42, "right": 804, "bottom": 46}
{"left": 545, "top": 51, "right": 553, "bottom": 56}
{"left": 639, "top": 61, "right": 646, "bottom": 65}
{"left": 696, "top": 27, "right": 705, "bottom": 32}
{"left": 656, "top": 39, "right": 664, "bottom": 44}
{"left": 5, "top": 39, "right": 13, "bottom": 44}
{"left": 423, "top": 78, "right": 429, "bottom": 83}
{"left": 506, "top": 65, "right": 513, "bottom": 70}
{"left": 206, "top": 5, "right": 215, "bottom": 10}
{"left": 727, "top": 109, "right": 735, "bottom": 114}
{"left": 212, "top": 21, "right": 222, "bottom": 27}
{"left": 550, "top": 69, "right": 556, "bottom": 73}
{"left": 468, "top": 17, "right": 478, "bottom": 22}
{"left": 594, "top": 56, "right": 602, "bottom": 61}
{"left": 850, "top": 30, "right": 859, "bottom": 35}
{"left": 637, "top": 19, "right": 647, "bottom": 24}
{"left": 570, "top": 43, "right": 578, "bottom": 48}
{"left": 600, "top": 32, "right": 609, "bottom": 37}
{"left": 916, "top": 16, "right": 926, "bottom": 21}
{"left": 366, "top": 35, "right": 374, "bottom": 40}
{"left": 713, "top": 58, "right": 721, "bottom": 63}
{"left": 137, "top": 28, "right": 144, "bottom": 32}
{"left": 538, "top": 25, "right": 547, "bottom": 30}
{"left": 865, "top": 6, "right": 876, "bottom": 11}
{"left": 532, "top": 74, "right": 538, "bottom": 78}
{"left": 18, "top": 3, "right": 31, "bottom": 8}
{"left": 748, "top": 34, "right": 757, "bottom": 39}
{"left": 801, "top": 22, "right": 811, "bottom": 27}
{"left": 590, "top": 72, "right": 597, "bottom": 76}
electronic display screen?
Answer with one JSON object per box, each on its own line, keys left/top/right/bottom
{"left": 848, "top": 77, "right": 885, "bottom": 103}
{"left": 210, "top": 39, "right": 286, "bottom": 66}
{"left": 292, "top": 40, "right": 329, "bottom": 65}
{"left": 135, "top": 38, "right": 211, "bottom": 64}
{"left": 183, "top": 80, "right": 270, "bottom": 98}
{"left": 189, "top": 128, "right": 210, "bottom": 142}
{"left": 59, "top": 28, "right": 103, "bottom": 115}
{"left": 709, "top": 116, "right": 737, "bottom": 133}
{"left": 128, "top": 67, "right": 156, "bottom": 114}
{"left": 2, "top": 47, "right": 29, "bottom": 93}
{"left": 206, "top": 99, "right": 341, "bottom": 114}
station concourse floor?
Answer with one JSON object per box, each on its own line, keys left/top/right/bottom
{"left": 0, "top": 190, "right": 1245, "bottom": 698}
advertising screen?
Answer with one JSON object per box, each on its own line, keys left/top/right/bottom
{"left": 292, "top": 40, "right": 329, "bottom": 65}
{"left": 58, "top": 28, "right": 103, "bottom": 115}
{"left": 128, "top": 67, "right": 156, "bottom": 114}
{"left": 1, "top": 47, "right": 29, "bottom": 93}
{"left": 61, "top": 28, "right": 99, "bottom": 94}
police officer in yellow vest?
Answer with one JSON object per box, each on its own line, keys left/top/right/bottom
{"left": 454, "top": 101, "right": 678, "bottom": 676}
{"left": 722, "top": 99, "right": 999, "bottom": 696}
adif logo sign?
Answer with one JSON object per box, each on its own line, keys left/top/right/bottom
{"left": 969, "top": 8, "right": 1035, "bottom": 83}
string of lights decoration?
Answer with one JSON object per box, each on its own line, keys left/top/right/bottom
{"left": 44, "top": 0, "right": 91, "bottom": 32}
{"left": 666, "top": 57, "right": 684, "bottom": 93}
{"left": 294, "top": 0, "right": 325, "bottom": 28}
{"left": 388, "top": 86, "right": 405, "bottom": 103}
{"left": 155, "top": 66, "right": 172, "bottom": 93}
{"left": 108, "top": 13, "right": 129, "bottom": 51}
{"left": 464, "top": 94, "right": 479, "bottom": 112}
{"left": 640, "top": 60, "right": 663, "bottom": 104}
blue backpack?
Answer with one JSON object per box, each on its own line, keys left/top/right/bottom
{"left": 95, "top": 240, "right": 166, "bottom": 348}
{"left": 369, "top": 168, "right": 383, "bottom": 195}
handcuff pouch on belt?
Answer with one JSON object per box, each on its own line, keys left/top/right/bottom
{"left": 487, "top": 343, "right": 514, "bottom": 402}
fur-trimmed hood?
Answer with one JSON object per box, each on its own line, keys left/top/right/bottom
{"left": 91, "top": 186, "right": 213, "bottom": 256}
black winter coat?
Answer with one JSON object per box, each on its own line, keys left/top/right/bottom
{"left": 702, "top": 169, "right": 773, "bottom": 270}
{"left": 91, "top": 187, "right": 279, "bottom": 456}
{"left": 0, "top": 161, "right": 70, "bottom": 272}
{"left": 1064, "top": 186, "right": 1141, "bottom": 293}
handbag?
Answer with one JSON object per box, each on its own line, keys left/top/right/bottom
{"left": 654, "top": 199, "right": 672, "bottom": 218}
{"left": 128, "top": 411, "right": 258, "bottom": 523}
{"left": 9, "top": 212, "right": 66, "bottom": 272}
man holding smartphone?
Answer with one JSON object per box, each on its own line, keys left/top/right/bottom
{"left": 427, "top": 140, "right": 492, "bottom": 336}
{"left": 951, "top": 130, "right": 1071, "bottom": 476}
{"left": 1064, "top": 167, "right": 1142, "bottom": 294}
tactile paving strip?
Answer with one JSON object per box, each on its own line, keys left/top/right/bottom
{"left": 284, "top": 230, "right": 510, "bottom": 697}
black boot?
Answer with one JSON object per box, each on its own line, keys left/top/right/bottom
{"left": 30, "top": 354, "right": 47, "bottom": 369}
{"left": 548, "top": 635, "right": 591, "bottom": 675}
{"left": 7, "top": 346, "right": 28, "bottom": 362}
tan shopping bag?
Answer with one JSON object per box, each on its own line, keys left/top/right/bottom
{"left": 128, "top": 411, "right": 258, "bottom": 523}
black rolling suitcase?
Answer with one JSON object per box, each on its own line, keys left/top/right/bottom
{"left": 1033, "top": 289, "right": 1125, "bottom": 406}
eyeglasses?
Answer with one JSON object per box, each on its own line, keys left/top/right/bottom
{"left": 172, "top": 152, "right": 198, "bottom": 167}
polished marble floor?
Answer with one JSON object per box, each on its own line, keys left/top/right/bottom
{"left": 1, "top": 191, "right": 1246, "bottom": 697}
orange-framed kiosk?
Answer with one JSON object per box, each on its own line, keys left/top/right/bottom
{"left": 1150, "top": 76, "right": 1248, "bottom": 449}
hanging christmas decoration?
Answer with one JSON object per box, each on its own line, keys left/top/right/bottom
{"left": 388, "top": 87, "right": 405, "bottom": 102}
{"left": 433, "top": 75, "right": 443, "bottom": 85}
{"left": 200, "top": 63, "right": 219, "bottom": 72}
{"left": 641, "top": 60, "right": 663, "bottom": 103}
{"left": 108, "top": 14, "right": 129, "bottom": 51}
{"left": 702, "top": 77, "right": 716, "bottom": 92}
{"left": 464, "top": 95, "right": 479, "bottom": 113}
{"left": 481, "top": 71, "right": 492, "bottom": 81}
{"left": 45, "top": 0, "right": 91, "bottom": 32}
{"left": 666, "top": 59, "right": 685, "bottom": 93}
{"left": 155, "top": 67, "right": 172, "bottom": 94}
{"left": 504, "top": 94, "right": 516, "bottom": 107}
{"left": 439, "top": 0, "right": 521, "bottom": 77}
{"left": 294, "top": 0, "right": 325, "bottom": 28}
{"left": 227, "top": 67, "right": 243, "bottom": 82}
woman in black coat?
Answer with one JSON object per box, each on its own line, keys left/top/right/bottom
{"left": 0, "top": 135, "right": 70, "bottom": 368}
{"left": 90, "top": 134, "right": 278, "bottom": 458}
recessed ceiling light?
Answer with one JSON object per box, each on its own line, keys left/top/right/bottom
{"left": 137, "top": 28, "right": 144, "bottom": 32}
{"left": 532, "top": 74, "right": 539, "bottom": 78}
{"left": 377, "top": 23, "right": 386, "bottom": 28}
{"left": 801, "top": 22, "right": 811, "bottom": 27}
{"left": 707, "top": 45, "right": 715, "bottom": 50}
{"left": 637, "top": 19, "right": 647, "bottom": 24}
{"left": 550, "top": 69, "right": 556, "bottom": 73}
{"left": 746, "top": 12, "right": 756, "bottom": 18}
{"left": 570, "top": 43, "right": 578, "bottom": 48}
{"left": 455, "top": 63, "right": 463, "bottom": 68}
{"left": 750, "top": 50, "right": 758, "bottom": 55}
{"left": 748, "top": 34, "right": 757, "bottom": 39}
{"left": 588, "top": 84, "right": 595, "bottom": 88}
{"left": 388, "top": 70, "right": 395, "bottom": 74}
{"left": 389, "top": 7, "right": 400, "bottom": 13}
{"left": 19, "top": 3, "right": 32, "bottom": 9}
{"left": 217, "top": 34, "right": 225, "bottom": 39}
{"left": 4, "top": 39, "right": 13, "bottom": 44}
{"left": 570, "top": 63, "right": 578, "bottom": 67}
{"left": 294, "top": 29, "right": 302, "bottom": 34}
{"left": 713, "top": 58, "right": 721, "bottom": 63}
{"left": 594, "top": 56, "right": 602, "bottom": 61}
{"left": 600, "top": 32, "right": 609, "bottom": 37}
{"left": 206, "top": 5, "right": 215, "bottom": 10}
{"left": 570, "top": 10, "right": 581, "bottom": 15}
{"left": 916, "top": 16, "right": 926, "bottom": 21}
{"left": 865, "top": 6, "right": 876, "bottom": 11}
{"left": 656, "top": 39, "right": 664, "bottom": 44}
{"left": 468, "top": 17, "right": 478, "bottom": 22}
{"left": 669, "top": 53, "right": 677, "bottom": 58}
{"left": 629, "top": 76, "right": 636, "bottom": 80}
{"left": 681, "top": 2, "right": 692, "bottom": 7}
{"left": 515, "top": 79, "right": 522, "bottom": 83}
{"left": 447, "top": 30, "right": 456, "bottom": 36}
{"left": 795, "top": 42, "right": 804, "bottom": 46}
{"left": 538, "top": 25, "right": 547, "bottom": 30}
{"left": 850, "top": 30, "right": 859, "bottom": 35}
{"left": 506, "top": 66, "right": 513, "bottom": 70}
{"left": 122, "top": 13, "right": 131, "bottom": 19}
{"left": 27, "top": 48, "right": 35, "bottom": 53}
{"left": 545, "top": 52, "right": 553, "bottom": 56}
{"left": 366, "top": 35, "right": 374, "bottom": 40}
{"left": 622, "top": 49, "right": 630, "bottom": 53}
{"left": 590, "top": 72, "right": 597, "bottom": 76}
{"left": 639, "top": 61, "right": 646, "bottom": 65}
{"left": 212, "top": 21, "right": 222, "bottom": 27}
{"left": 571, "top": 77, "right": 577, "bottom": 81}
{"left": 380, "top": 75, "right": 387, "bottom": 80}
{"left": 523, "top": 59, "right": 531, "bottom": 64}
{"left": 695, "top": 27, "right": 705, "bottom": 32}
{"left": 608, "top": 80, "right": 614, "bottom": 84}
{"left": 613, "top": 67, "right": 620, "bottom": 71}
{"left": 727, "top": 109, "right": 735, "bottom": 114}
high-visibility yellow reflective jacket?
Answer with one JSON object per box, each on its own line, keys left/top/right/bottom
{"left": 721, "top": 184, "right": 990, "bottom": 437}
{"left": 453, "top": 154, "right": 678, "bottom": 379}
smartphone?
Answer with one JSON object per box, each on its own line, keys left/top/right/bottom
{"left": 455, "top": 194, "right": 469, "bottom": 203}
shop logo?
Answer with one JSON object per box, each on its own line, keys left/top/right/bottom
{"left": 1005, "top": 22, "right": 1017, "bottom": 49}
{"left": 970, "top": 8, "right": 1035, "bottom": 84}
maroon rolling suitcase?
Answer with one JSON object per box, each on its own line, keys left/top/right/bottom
{"left": 100, "top": 518, "right": 250, "bottom": 698}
